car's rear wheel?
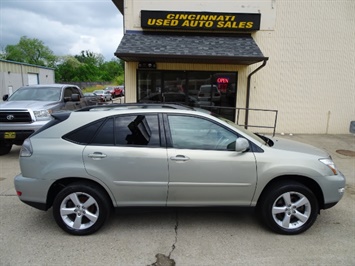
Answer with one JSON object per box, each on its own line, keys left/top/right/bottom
{"left": 53, "top": 182, "right": 111, "bottom": 235}
{"left": 0, "top": 143, "right": 12, "bottom": 155}
{"left": 258, "top": 181, "right": 319, "bottom": 235}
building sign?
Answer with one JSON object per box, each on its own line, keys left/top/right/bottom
{"left": 141, "top": 11, "right": 260, "bottom": 31}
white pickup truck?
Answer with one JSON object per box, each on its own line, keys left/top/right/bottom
{"left": 0, "top": 84, "right": 98, "bottom": 155}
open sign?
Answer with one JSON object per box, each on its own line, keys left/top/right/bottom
{"left": 217, "top": 77, "right": 229, "bottom": 83}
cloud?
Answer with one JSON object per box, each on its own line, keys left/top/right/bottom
{"left": 0, "top": 0, "right": 123, "bottom": 61}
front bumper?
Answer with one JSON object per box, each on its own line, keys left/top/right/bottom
{"left": 0, "top": 120, "right": 50, "bottom": 143}
{"left": 319, "top": 171, "right": 346, "bottom": 209}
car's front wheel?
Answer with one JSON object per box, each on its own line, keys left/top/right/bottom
{"left": 53, "top": 182, "right": 111, "bottom": 235}
{"left": 258, "top": 181, "right": 319, "bottom": 235}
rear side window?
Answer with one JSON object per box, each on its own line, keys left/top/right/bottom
{"left": 115, "top": 114, "right": 160, "bottom": 146}
{"left": 63, "top": 118, "right": 105, "bottom": 144}
{"left": 91, "top": 118, "right": 114, "bottom": 145}
{"left": 63, "top": 114, "right": 161, "bottom": 147}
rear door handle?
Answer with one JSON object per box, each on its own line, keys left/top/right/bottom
{"left": 170, "top": 155, "right": 190, "bottom": 162}
{"left": 88, "top": 152, "right": 107, "bottom": 159}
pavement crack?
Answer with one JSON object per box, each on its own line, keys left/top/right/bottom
{"left": 147, "top": 211, "right": 178, "bottom": 266}
{"left": 168, "top": 211, "right": 179, "bottom": 259}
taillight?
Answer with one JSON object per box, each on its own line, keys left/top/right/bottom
{"left": 20, "top": 138, "right": 33, "bottom": 157}
{"left": 17, "top": 191, "right": 22, "bottom": 196}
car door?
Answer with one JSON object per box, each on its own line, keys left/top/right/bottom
{"left": 83, "top": 113, "right": 169, "bottom": 206}
{"left": 165, "top": 114, "right": 257, "bottom": 206}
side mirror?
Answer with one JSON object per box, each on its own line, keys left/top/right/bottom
{"left": 71, "top": 94, "right": 80, "bottom": 101}
{"left": 3, "top": 94, "right": 9, "bottom": 101}
{"left": 235, "top": 138, "right": 250, "bottom": 152}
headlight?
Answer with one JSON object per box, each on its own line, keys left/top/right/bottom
{"left": 319, "top": 158, "right": 338, "bottom": 175}
{"left": 33, "top": 109, "right": 52, "bottom": 120}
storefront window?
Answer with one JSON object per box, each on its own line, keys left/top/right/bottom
{"left": 137, "top": 71, "right": 161, "bottom": 100}
{"left": 137, "top": 70, "right": 237, "bottom": 120}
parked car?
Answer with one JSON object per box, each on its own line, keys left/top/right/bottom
{"left": 114, "top": 85, "right": 125, "bottom": 97}
{"left": 92, "top": 90, "right": 112, "bottom": 102}
{"left": 198, "top": 85, "right": 221, "bottom": 103}
{"left": 0, "top": 84, "right": 98, "bottom": 155}
{"left": 83, "top": 93, "right": 101, "bottom": 105}
{"left": 104, "top": 87, "right": 116, "bottom": 98}
{"left": 14, "top": 104, "right": 345, "bottom": 235}
{"left": 140, "top": 92, "right": 212, "bottom": 108}
{"left": 104, "top": 86, "right": 124, "bottom": 98}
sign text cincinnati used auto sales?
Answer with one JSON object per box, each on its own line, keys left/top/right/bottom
{"left": 141, "top": 11, "right": 261, "bottom": 31}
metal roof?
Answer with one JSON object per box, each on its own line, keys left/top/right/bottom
{"left": 114, "top": 33, "right": 268, "bottom": 65}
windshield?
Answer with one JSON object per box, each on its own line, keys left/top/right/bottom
{"left": 8, "top": 87, "right": 61, "bottom": 101}
{"left": 214, "top": 115, "right": 266, "bottom": 145}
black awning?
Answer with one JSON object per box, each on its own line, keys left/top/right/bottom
{"left": 114, "top": 33, "right": 268, "bottom": 65}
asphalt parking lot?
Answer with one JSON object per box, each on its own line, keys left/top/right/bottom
{"left": 0, "top": 134, "right": 354, "bottom": 265}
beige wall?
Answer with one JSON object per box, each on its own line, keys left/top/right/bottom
{"left": 121, "top": 0, "right": 355, "bottom": 134}
{"left": 249, "top": 1, "right": 355, "bottom": 134}
{"left": 0, "top": 61, "right": 55, "bottom": 96}
{"left": 124, "top": 0, "right": 276, "bottom": 31}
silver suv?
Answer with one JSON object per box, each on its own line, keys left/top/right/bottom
{"left": 14, "top": 104, "right": 346, "bottom": 235}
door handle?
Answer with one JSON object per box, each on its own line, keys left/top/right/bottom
{"left": 170, "top": 155, "right": 190, "bottom": 162}
{"left": 88, "top": 152, "right": 107, "bottom": 159}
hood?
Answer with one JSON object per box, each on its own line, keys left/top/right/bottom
{"left": 270, "top": 137, "right": 329, "bottom": 158}
{"left": 0, "top": 100, "right": 59, "bottom": 110}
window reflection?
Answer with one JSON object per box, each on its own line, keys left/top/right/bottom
{"left": 168, "top": 115, "right": 237, "bottom": 150}
{"left": 126, "top": 115, "right": 151, "bottom": 145}
{"left": 115, "top": 115, "right": 160, "bottom": 146}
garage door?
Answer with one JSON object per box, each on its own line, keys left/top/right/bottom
{"left": 28, "top": 73, "right": 39, "bottom": 85}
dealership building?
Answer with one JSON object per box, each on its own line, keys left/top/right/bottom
{"left": 112, "top": 0, "right": 354, "bottom": 134}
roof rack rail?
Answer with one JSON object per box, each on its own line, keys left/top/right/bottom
{"left": 77, "top": 103, "right": 194, "bottom": 112}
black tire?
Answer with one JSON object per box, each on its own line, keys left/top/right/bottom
{"left": 0, "top": 144, "right": 12, "bottom": 155}
{"left": 53, "top": 182, "right": 111, "bottom": 235}
{"left": 258, "top": 181, "right": 319, "bottom": 235}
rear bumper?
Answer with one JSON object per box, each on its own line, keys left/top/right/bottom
{"left": 14, "top": 173, "right": 52, "bottom": 211}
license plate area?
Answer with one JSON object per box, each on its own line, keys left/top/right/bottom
{"left": 4, "top": 132, "right": 16, "bottom": 139}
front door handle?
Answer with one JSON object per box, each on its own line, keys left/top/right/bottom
{"left": 88, "top": 152, "right": 107, "bottom": 159}
{"left": 170, "top": 155, "right": 190, "bottom": 162}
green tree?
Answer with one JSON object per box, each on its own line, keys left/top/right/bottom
{"left": 75, "top": 50, "right": 104, "bottom": 66}
{"left": 55, "top": 56, "right": 82, "bottom": 82}
{"left": 55, "top": 52, "right": 124, "bottom": 83}
{"left": 100, "top": 58, "right": 124, "bottom": 82}
{"left": 4, "top": 36, "right": 56, "bottom": 67}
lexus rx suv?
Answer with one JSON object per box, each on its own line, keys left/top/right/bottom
{"left": 14, "top": 104, "right": 346, "bottom": 235}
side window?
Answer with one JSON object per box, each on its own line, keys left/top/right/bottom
{"left": 115, "top": 114, "right": 160, "bottom": 146}
{"left": 63, "top": 118, "right": 105, "bottom": 144}
{"left": 91, "top": 118, "right": 114, "bottom": 145}
{"left": 64, "top": 88, "right": 72, "bottom": 98}
{"left": 168, "top": 115, "right": 237, "bottom": 150}
{"left": 71, "top": 87, "right": 81, "bottom": 96}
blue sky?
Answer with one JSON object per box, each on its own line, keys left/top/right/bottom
{"left": 0, "top": 0, "right": 124, "bottom": 61}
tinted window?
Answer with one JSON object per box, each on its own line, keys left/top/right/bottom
{"left": 115, "top": 115, "right": 160, "bottom": 146}
{"left": 91, "top": 118, "right": 114, "bottom": 145}
{"left": 64, "top": 114, "right": 161, "bottom": 146}
{"left": 63, "top": 118, "right": 105, "bottom": 144}
{"left": 168, "top": 115, "right": 237, "bottom": 150}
